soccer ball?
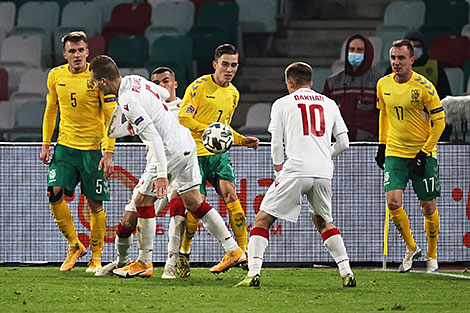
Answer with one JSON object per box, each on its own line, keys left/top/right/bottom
{"left": 202, "top": 122, "right": 233, "bottom": 154}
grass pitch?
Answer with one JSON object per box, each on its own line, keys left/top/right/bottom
{"left": 1, "top": 266, "right": 469, "bottom": 313}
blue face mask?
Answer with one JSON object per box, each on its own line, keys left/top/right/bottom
{"left": 348, "top": 53, "right": 364, "bottom": 67}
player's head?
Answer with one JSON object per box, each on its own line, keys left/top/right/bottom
{"left": 212, "top": 44, "right": 239, "bottom": 87}
{"left": 89, "top": 55, "right": 121, "bottom": 95}
{"left": 151, "top": 66, "right": 178, "bottom": 101}
{"left": 284, "top": 62, "right": 313, "bottom": 93}
{"left": 389, "top": 39, "right": 415, "bottom": 78}
{"left": 62, "top": 31, "right": 89, "bottom": 74}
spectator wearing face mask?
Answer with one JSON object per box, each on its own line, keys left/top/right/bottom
{"left": 323, "top": 34, "right": 382, "bottom": 141}
{"left": 384, "top": 30, "right": 452, "bottom": 141}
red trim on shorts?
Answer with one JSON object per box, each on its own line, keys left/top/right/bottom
{"left": 191, "top": 201, "right": 212, "bottom": 219}
{"left": 250, "top": 227, "right": 269, "bottom": 240}
{"left": 137, "top": 205, "right": 156, "bottom": 218}
{"left": 321, "top": 228, "right": 341, "bottom": 241}
{"left": 117, "top": 223, "right": 134, "bottom": 238}
{"left": 170, "top": 198, "right": 186, "bottom": 217}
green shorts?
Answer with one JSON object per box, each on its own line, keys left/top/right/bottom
{"left": 198, "top": 153, "right": 236, "bottom": 195}
{"left": 384, "top": 156, "right": 441, "bottom": 201}
{"left": 47, "top": 144, "right": 110, "bottom": 200}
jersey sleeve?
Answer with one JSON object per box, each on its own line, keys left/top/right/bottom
{"left": 178, "top": 81, "right": 209, "bottom": 132}
{"left": 101, "top": 93, "right": 117, "bottom": 153}
{"left": 332, "top": 103, "right": 348, "bottom": 137}
{"left": 268, "top": 99, "right": 284, "bottom": 165}
{"left": 42, "top": 70, "right": 59, "bottom": 145}
{"left": 421, "top": 81, "right": 446, "bottom": 154}
{"left": 376, "top": 77, "right": 385, "bottom": 111}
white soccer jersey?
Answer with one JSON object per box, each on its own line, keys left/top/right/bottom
{"left": 167, "top": 97, "right": 182, "bottom": 119}
{"left": 118, "top": 75, "right": 196, "bottom": 178}
{"left": 269, "top": 87, "right": 348, "bottom": 179}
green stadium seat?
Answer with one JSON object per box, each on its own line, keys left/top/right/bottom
{"left": 444, "top": 67, "right": 464, "bottom": 96}
{"left": 108, "top": 35, "right": 149, "bottom": 68}
{"left": 196, "top": 2, "right": 239, "bottom": 45}
{"left": 376, "top": 24, "right": 409, "bottom": 61}
{"left": 419, "top": 24, "right": 459, "bottom": 48}
{"left": 146, "top": 35, "right": 192, "bottom": 90}
{"left": 236, "top": 0, "right": 277, "bottom": 33}
{"left": 424, "top": 0, "right": 469, "bottom": 34}
{"left": 383, "top": 1, "right": 425, "bottom": 29}
{"left": 189, "top": 26, "right": 230, "bottom": 75}
{"left": 11, "top": 99, "right": 44, "bottom": 141}
{"left": 11, "top": 1, "right": 60, "bottom": 67}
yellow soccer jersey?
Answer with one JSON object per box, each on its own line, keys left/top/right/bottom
{"left": 179, "top": 74, "right": 242, "bottom": 156}
{"left": 43, "top": 63, "right": 116, "bottom": 152}
{"left": 376, "top": 71, "right": 446, "bottom": 158}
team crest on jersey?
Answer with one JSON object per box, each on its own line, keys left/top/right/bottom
{"left": 87, "top": 78, "right": 95, "bottom": 90}
{"left": 411, "top": 89, "right": 420, "bottom": 103}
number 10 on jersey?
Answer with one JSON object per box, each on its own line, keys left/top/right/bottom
{"left": 297, "top": 103, "right": 325, "bottom": 136}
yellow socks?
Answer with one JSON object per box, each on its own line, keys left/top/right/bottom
{"left": 50, "top": 200, "right": 79, "bottom": 246}
{"left": 389, "top": 206, "right": 417, "bottom": 251}
{"left": 424, "top": 209, "right": 439, "bottom": 259}
{"left": 90, "top": 209, "right": 106, "bottom": 260}
{"left": 180, "top": 211, "right": 200, "bottom": 254}
{"left": 227, "top": 200, "right": 247, "bottom": 251}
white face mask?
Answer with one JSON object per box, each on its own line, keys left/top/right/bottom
{"left": 414, "top": 47, "right": 423, "bottom": 59}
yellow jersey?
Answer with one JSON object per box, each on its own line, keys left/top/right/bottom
{"left": 43, "top": 63, "right": 116, "bottom": 152}
{"left": 376, "top": 71, "right": 445, "bottom": 158}
{"left": 179, "top": 74, "right": 243, "bottom": 156}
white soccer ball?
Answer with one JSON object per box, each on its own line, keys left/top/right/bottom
{"left": 202, "top": 122, "right": 233, "bottom": 154}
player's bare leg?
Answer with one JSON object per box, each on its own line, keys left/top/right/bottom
{"left": 312, "top": 214, "right": 355, "bottom": 287}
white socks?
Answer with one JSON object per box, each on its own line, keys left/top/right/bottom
{"left": 247, "top": 235, "right": 268, "bottom": 277}
{"left": 116, "top": 235, "right": 133, "bottom": 265}
{"left": 323, "top": 233, "right": 352, "bottom": 277}
{"left": 165, "top": 215, "right": 186, "bottom": 267}
{"left": 200, "top": 208, "right": 238, "bottom": 253}
{"left": 137, "top": 217, "right": 155, "bottom": 264}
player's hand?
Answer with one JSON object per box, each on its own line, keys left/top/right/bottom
{"left": 99, "top": 152, "right": 114, "bottom": 179}
{"left": 375, "top": 144, "right": 386, "bottom": 170}
{"left": 152, "top": 177, "right": 168, "bottom": 199}
{"left": 242, "top": 136, "right": 260, "bottom": 149}
{"left": 409, "top": 150, "right": 427, "bottom": 176}
{"left": 127, "top": 122, "right": 135, "bottom": 136}
{"left": 39, "top": 144, "right": 51, "bottom": 165}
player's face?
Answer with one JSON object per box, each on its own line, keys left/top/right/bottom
{"left": 390, "top": 46, "right": 414, "bottom": 77}
{"left": 90, "top": 71, "right": 111, "bottom": 95}
{"left": 348, "top": 38, "right": 365, "bottom": 55}
{"left": 213, "top": 53, "right": 239, "bottom": 87}
{"left": 63, "top": 40, "right": 89, "bottom": 74}
{"left": 152, "top": 71, "right": 178, "bottom": 99}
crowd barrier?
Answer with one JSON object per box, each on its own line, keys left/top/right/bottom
{"left": 0, "top": 143, "right": 468, "bottom": 264}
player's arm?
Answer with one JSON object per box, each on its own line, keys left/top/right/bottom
{"left": 178, "top": 83, "right": 209, "bottom": 132}
{"left": 375, "top": 80, "right": 387, "bottom": 169}
{"left": 268, "top": 100, "right": 284, "bottom": 176}
{"left": 124, "top": 98, "right": 168, "bottom": 198}
{"left": 40, "top": 70, "right": 59, "bottom": 165}
{"left": 228, "top": 92, "right": 259, "bottom": 148}
{"left": 421, "top": 93, "right": 446, "bottom": 155}
{"left": 331, "top": 132, "right": 349, "bottom": 157}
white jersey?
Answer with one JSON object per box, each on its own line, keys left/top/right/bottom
{"left": 118, "top": 75, "right": 195, "bottom": 178}
{"left": 167, "top": 97, "right": 182, "bottom": 119}
{"left": 269, "top": 87, "right": 348, "bottom": 179}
